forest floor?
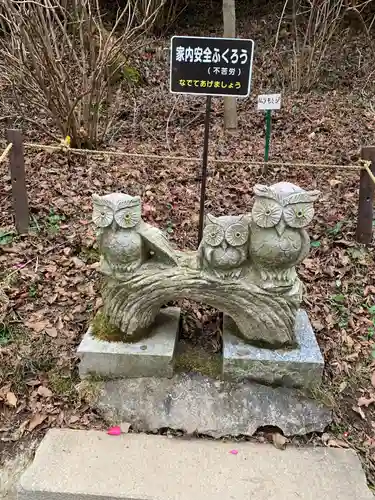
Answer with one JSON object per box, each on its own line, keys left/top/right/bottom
{"left": 1, "top": 0, "right": 375, "bottom": 489}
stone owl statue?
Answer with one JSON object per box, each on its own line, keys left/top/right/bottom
{"left": 198, "top": 213, "right": 251, "bottom": 278}
{"left": 92, "top": 193, "right": 178, "bottom": 275}
{"left": 249, "top": 182, "right": 320, "bottom": 288}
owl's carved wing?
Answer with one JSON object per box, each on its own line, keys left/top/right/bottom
{"left": 137, "top": 223, "right": 179, "bottom": 266}
{"left": 296, "top": 228, "right": 311, "bottom": 265}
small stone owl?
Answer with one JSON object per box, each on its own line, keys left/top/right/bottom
{"left": 198, "top": 213, "right": 250, "bottom": 278}
{"left": 249, "top": 182, "right": 320, "bottom": 287}
{"left": 92, "top": 193, "right": 178, "bottom": 275}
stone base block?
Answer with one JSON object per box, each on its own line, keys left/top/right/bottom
{"left": 223, "top": 310, "right": 324, "bottom": 389}
{"left": 77, "top": 307, "right": 180, "bottom": 380}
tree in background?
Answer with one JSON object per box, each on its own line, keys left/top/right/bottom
{"left": 223, "top": 0, "right": 238, "bottom": 131}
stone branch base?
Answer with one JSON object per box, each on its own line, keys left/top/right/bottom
{"left": 223, "top": 310, "right": 324, "bottom": 389}
{"left": 77, "top": 307, "right": 180, "bottom": 379}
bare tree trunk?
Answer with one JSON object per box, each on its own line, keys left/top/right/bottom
{"left": 223, "top": 0, "right": 238, "bottom": 131}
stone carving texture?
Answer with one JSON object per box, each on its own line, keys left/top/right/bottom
{"left": 91, "top": 183, "right": 320, "bottom": 348}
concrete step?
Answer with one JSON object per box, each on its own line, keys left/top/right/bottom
{"left": 18, "top": 429, "right": 372, "bottom": 500}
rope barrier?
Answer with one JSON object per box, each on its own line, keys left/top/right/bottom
{"left": 0, "top": 143, "right": 12, "bottom": 164}
{"left": 22, "top": 141, "right": 366, "bottom": 172}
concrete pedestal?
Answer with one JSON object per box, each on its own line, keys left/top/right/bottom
{"left": 77, "top": 307, "right": 180, "bottom": 379}
{"left": 223, "top": 310, "right": 324, "bottom": 389}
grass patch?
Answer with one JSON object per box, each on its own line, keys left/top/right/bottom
{"left": 48, "top": 372, "right": 77, "bottom": 397}
{"left": 174, "top": 342, "right": 222, "bottom": 379}
{"left": 0, "top": 229, "right": 16, "bottom": 245}
{"left": 0, "top": 322, "right": 13, "bottom": 345}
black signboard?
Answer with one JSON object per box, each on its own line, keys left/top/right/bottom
{"left": 170, "top": 35, "right": 254, "bottom": 97}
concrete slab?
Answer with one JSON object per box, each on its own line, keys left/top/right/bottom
{"left": 18, "top": 429, "right": 372, "bottom": 500}
{"left": 223, "top": 310, "right": 324, "bottom": 388}
{"left": 95, "top": 373, "right": 332, "bottom": 437}
{"left": 77, "top": 307, "right": 180, "bottom": 379}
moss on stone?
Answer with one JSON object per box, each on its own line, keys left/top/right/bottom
{"left": 174, "top": 342, "right": 222, "bottom": 379}
{"left": 91, "top": 311, "right": 125, "bottom": 342}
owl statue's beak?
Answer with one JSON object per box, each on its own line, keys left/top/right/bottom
{"left": 275, "top": 219, "right": 286, "bottom": 236}
{"left": 221, "top": 241, "right": 228, "bottom": 250}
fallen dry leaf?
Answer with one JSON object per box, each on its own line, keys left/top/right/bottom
{"left": 352, "top": 405, "right": 366, "bottom": 420}
{"left": 321, "top": 432, "right": 331, "bottom": 444}
{"left": 11, "top": 420, "right": 29, "bottom": 441}
{"left": 37, "top": 386, "right": 53, "bottom": 398}
{"left": 120, "top": 422, "right": 131, "bottom": 434}
{"left": 47, "top": 293, "right": 58, "bottom": 304}
{"left": 327, "top": 439, "right": 350, "bottom": 448}
{"left": 358, "top": 396, "right": 375, "bottom": 407}
{"left": 56, "top": 317, "right": 64, "bottom": 330}
{"left": 28, "top": 413, "right": 47, "bottom": 432}
{"left": 272, "top": 432, "right": 287, "bottom": 450}
{"left": 371, "top": 372, "right": 375, "bottom": 388}
{"left": 6, "top": 391, "right": 17, "bottom": 407}
{"left": 71, "top": 257, "right": 85, "bottom": 268}
{"left": 338, "top": 381, "right": 348, "bottom": 393}
{"left": 25, "top": 320, "right": 50, "bottom": 333}
{"left": 45, "top": 327, "right": 58, "bottom": 338}
{"left": 329, "top": 179, "right": 342, "bottom": 187}
{"left": 26, "top": 379, "right": 41, "bottom": 387}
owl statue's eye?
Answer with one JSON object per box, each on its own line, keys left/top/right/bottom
{"left": 252, "top": 199, "right": 282, "bottom": 228}
{"left": 283, "top": 203, "right": 314, "bottom": 228}
{"left": 203, "top": 224, "right": 225, "bottom": 246}
{"left": 115, "top": 206, "right": 141, "bottom": 228}
{"left": 225, "top": 223, "right": 249, "bottom": 246}
{"left": 92, "top": 204, "right": 114, "bottom": 228}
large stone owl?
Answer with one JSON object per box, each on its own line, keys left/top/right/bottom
{"left": 198, "top": 213, "right": 250, "bottom": 278}
{"left": 249, "top": 182, "right": 320, "bottom": 287}
{"left": 92, "top": 193, "right": 178, "bottom": 275}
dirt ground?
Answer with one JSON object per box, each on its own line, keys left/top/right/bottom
{"left": 1, "top": 0, "right": 375, "bottom": 489}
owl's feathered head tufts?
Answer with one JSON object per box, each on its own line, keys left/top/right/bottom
{"left": 253, "top": 183, "right": 320, "bottom": 206}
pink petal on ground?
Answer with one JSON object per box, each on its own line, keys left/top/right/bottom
{"left": 107, "top": 426, "right": 122, "bottom": 436}
{"left": 229, "top": 449, "right": 238, "bottom": 455}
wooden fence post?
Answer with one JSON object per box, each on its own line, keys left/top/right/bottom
{"left": 356, "top": 146, "right": 375, "bottom": 244}
{"left": 6, "top": 129, "right": 29, "bottom": 234}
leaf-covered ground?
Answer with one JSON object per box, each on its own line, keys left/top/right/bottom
{"left": 1, "top": 1, "right": 375, "bottom": 488}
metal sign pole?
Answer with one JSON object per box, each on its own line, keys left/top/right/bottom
{"left": 198, "top": 95, "right": 212, "bottom": 246}
{"left": 169, "top": 35, "right": 255, "bottom": 247}
{"left": 264, "top": 109, "right": 271, "bottom": 162}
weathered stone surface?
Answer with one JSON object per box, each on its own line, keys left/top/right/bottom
{"left": 77, "top": 308, "right": 180, "bottom": 379}
{"left": 18, "top": 429, "right": 373, "bottom": 500}
{"left": 223, "top": 310, "right": 324, "bottom": 388}
{"left": 94, "top": 373, "right": 332, "bottom": 437}
{"left": 91, "top": 185, "right": 320, "bottom": 348}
